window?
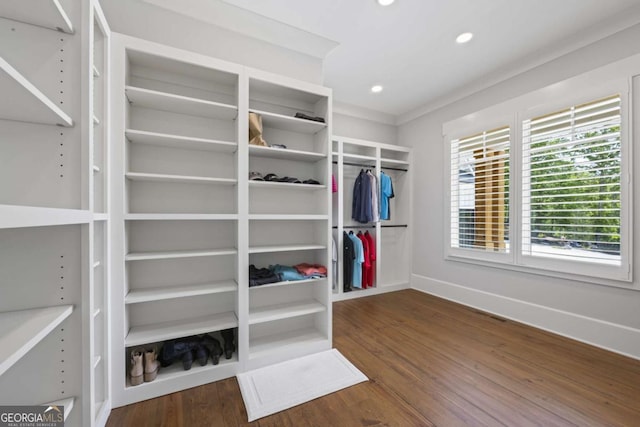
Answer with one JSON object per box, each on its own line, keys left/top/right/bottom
{"left": 445, "top": 75, "right": 631, "bottom": 284}
{"left": 450, "top": 126, "right": 510, "bottom": 253}
{"left": 522, "top": 96, "right": 621, "bottom": 266}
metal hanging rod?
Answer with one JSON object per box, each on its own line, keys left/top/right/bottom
{"left": 332, "top": 161, "right": 408, "bottom": 172}
{"left": 332, "top": 224, "right": 408, "bottom": 229}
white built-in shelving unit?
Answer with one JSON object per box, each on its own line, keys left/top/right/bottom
{"left": 332, "top": 136, "right": 412, "bottom": 301}
{"left": 0, "top": 1, "right": 110, "bottom": 426}
{"left": 110, "top": 34, "right": 332, "bottom": 406}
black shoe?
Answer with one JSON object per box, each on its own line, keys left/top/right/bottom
{"left": 202, "top": 334, "right": 223, "bottom": 365}
{"left": 195, "top": 343, "right": 208, "bottom": 366}
{"left": 221, "top": 329, "right": 235, "bottom": 359}
{"left": 182, "top": 348, "right": 194, "bottom": 370}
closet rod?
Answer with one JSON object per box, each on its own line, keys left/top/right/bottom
{"left": 332, "top": 224, "right": 408, "bottom": 229}
{"left": 332, "top": 161, "right": 408, "bottom": 172}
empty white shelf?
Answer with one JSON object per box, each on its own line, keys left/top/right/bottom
{"left": 249, "top": 300, "right": 325, "bottom": 325}
{"left": 125, "top": 213, "right": 238, "bottom": 221}
{"left": 125, "top": 311, "right": 238, "bottom": 347}
{"left": 125, "top": 172, "right": 237, "bottom": 185}
{"left": 125, "top": 129, "right": 237, "bottom": 153}
{"left": 250, "top": 109, "right": 327, "bottom": 134}
{"left": 0, "top": 0, "right": 74, "bottom": 33}
{"left": 41, "top": 397, "right": 75, "bottom": 421}
{"left": 381, "top": 158, "right": 409, "bottom": 168}
{"left": 248, "top": 145, "right": 326, "bottom": 162}
{"left": 0, "top": 205, "right": 91, "bottom": 229}
{"left": 248, "top": 181, "right": 326, "bottom": 190}
{"left": 0, "top": 305, "right": 73, "bottom": 377}
{"left": 248, "top": 214, "right": 328, "bottom": 221}
{"left": 126, "top": 86, "right": 237, "bottom": 120}
{"left": 126, "top": 280, "right": 238, "bottom": 304}
{"left": 249, "top": 328, "right": 327, "bottom": 359}
{"left": 248, "top": 244, "right": 325, "bottom": 254}
{"left": 126, "top": 248, "right": 237, "bottom": 261}
{"left": 342, "top": 153, "right": 377, "bottom": 162}
{"left": 249, "top": 277, "right": 326, "bottom": 290}
{"left": 93, "top": 213, "right": 108, "bottom": 221}
{"left": 0, "top": 58, "right": 73, "bottom": 126}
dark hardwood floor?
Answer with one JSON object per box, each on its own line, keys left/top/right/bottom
{"left": 107, "top": 290, "right": 640, "bottom": 426}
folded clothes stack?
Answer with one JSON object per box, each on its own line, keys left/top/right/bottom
{"left": 249, "top": 172, "right": 320, "bottom": 185}
{"left": 249, "top": 263, "right": 327, "bottom": 287}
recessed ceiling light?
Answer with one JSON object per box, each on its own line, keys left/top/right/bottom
{"left": 371, "top": 85, "right": 383, "bottom": 93}
{"left": 456, "top": 32, "right": 473, "bottom": 44}
{"left": 377, "top": 0, "right": 395, "bottom": 6}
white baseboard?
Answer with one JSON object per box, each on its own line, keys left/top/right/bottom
{"left": 411, "top": 274, "right": 640, "bottom": 360}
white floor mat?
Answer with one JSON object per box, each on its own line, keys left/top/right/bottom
{"left": 237, "top": 349, "right": 368, "bottom": 422}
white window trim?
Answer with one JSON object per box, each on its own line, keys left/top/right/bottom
{"left": 443, "top": 55, "right": 638, "bottom": 289}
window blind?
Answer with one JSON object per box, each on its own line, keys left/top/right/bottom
{"left": 451, "top": 126, "right": 510, "bottom": 252}
{"left": 522, "top": 95, "right": 621, "bottom": 265}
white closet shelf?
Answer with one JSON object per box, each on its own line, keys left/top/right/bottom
{"left": 125, "top": 213, "right": 238, "bottom": 221}
{"left": 0, "top": 58, "right": 73, "bottom": 127}
{"left": 125, "top": 280, "right": 238, "bottom": 305}
{"left": 250, "top": 277, "right": 326, "bottom": 290}
{"left": 93, "top": 115, "right": 100, "bottom": 126}
{"left": 93, "top": 64, "right": 100, "bottom": 78}
{"left": 248, "top": 214, "right": 328, "bottom": 221}
{"left": 93, "top": 213, "right": 109, "bottom": 221}
{"left": 248, "top": 181, "right": 326, "bottom": 191}
{"left": 342, "top": 153, "right": 377, "bottom": 162}
{"left": 0, "top": 0, "right": 74, "bottom": 34}
{"left": 248, "top": 145, "right": 326, "bottom": 162}
{"left": 125, "top": 86, "right": 237, "bottom": 120}
{"left": 93, "top": 355, "right": 101, "bottom": 369}
{"left": 126, "top": 172, "right": 237, "bottom": 186}
{"left": 41, "top": 397, "right": 75, "bottom": 421}
{"left": 0, "top": 205, "right": 91, "bottom": 229}
{"left": 248, "top": 244, "right": 326, "bottom": 254}
{"left": 125, "top": 354, "right": 237, "bottom": 389}
{"left": 125, "top": 311, "right": 238, "bottom": 347}
{"left": 0, "top": 305, "right": 73, "bottom": 377}
{"left": 249, "top": 300, "right": 325, "bottom": 325}
{"left": 250, "top": 109, "right": 327, "bottom": 134}
{"left": 249, "top": 328, "right": 327, "bottom": 359}
{"left": 125, "top": 248, "right": 237, "bottom": 261}
{"left": 125, "top": 129, "right": 237, "bottom": 153}
{"left": 93, "top": 308, "right": 101, "bottom": 318}
{"left": 381, "top": 158, "right": 409, "bottom": 168}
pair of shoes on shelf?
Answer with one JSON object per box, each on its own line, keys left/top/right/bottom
{"left": 201, "top": 330, "right": 235, "bottom": 363}
{"left": 130, "top": 348, "right": 160, "bottom": 386}
{"left": 159, "top": 337, "right": 207, "bottom": 371}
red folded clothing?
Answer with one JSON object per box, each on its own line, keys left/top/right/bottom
{"left": 294, "top": 263, "right": 327, "bottom": 276}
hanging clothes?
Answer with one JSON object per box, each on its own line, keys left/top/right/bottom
{"left": 332, "top": 174, "right": 338, "bottom": 193}
{"left": 379, "top": 171, "right": 395, "bottom": 220}
{"left": 348, "top": 231, "right": 364, "bottom": 288}
{"left": 352, "top": 169, "right": 374, "bottom": 223}
{"left": 363, "top": 231, "right": 376, "bottom": 288}
{"left": 357, "top": 232, "right": 371, "bottom": 288}
{"left": 367, "top": 171, "right": 379, "bottom": 223}
{"left": 342, "top": 231, "right": 355, "bottom": 291}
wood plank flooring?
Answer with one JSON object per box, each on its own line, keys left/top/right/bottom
{"left": 106, "top": 290, "right": 640, "bottom": 426}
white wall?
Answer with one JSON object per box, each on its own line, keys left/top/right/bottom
{"left": 400, "top": 23, "right": 640, "bottom": 358}
{"left": 100, "top": 0, "right": 323, "bottom": 84}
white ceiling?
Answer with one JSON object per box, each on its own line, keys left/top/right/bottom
{"left": 219, "top": 0, "right": 640, "bottom": 120}
{"left": 137, "top": 0, "right": 640, "bottom": 121}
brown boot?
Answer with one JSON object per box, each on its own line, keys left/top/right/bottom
{"left": 130, "top": 350, "right": 143, "bottom": 386}
{"left": 144, "top": 348, "right": 160, "bottom": 382}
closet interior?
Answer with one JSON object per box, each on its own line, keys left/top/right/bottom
{"left": 332, "top": 136, "right": 412, "bottom": 301}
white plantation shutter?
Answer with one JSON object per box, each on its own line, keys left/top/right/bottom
{"left": 450, "top": 126, "right": 510, "bottom": 253}
{"left": 522, "top": 95, "right": 621, "bottom": 265}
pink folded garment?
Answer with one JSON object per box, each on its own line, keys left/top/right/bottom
{"left": 294, "top": 263, "right": 327, "bottom": 276}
